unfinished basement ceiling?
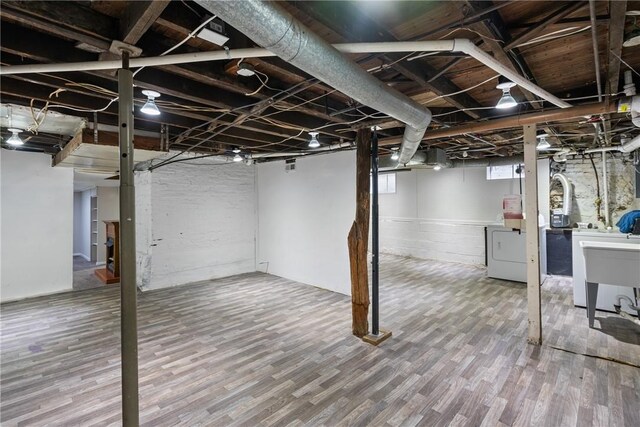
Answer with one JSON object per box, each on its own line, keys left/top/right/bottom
{"left": 1, "top": 0, "right": 640, "bottom": 161}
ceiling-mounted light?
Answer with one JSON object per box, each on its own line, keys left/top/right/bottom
{"left": 495, "top": 77, "right": 517, "bottom": 110}
{"left": 196, "top": 18, "right": 230, "bottom": 46}
{"left": 390, "top": 147, "right": 399, "bottom": 161}
{"left": 232, "top": 146, "right": 241, "bottom": 154}
{"left": 6, "top": 128, "right": 24, "bottom": 146}
{"left": 140, "top": 90, "right": 161, "bottom": 116}
{"left": 433, "top": 164, "right": 442, "bottom": 171}
{"left": 233, "top": 153, "right": 243, "bottom": 162}
{"left": 536, "top": 134, "right": 551, "bottom": 151}
{"left": 308, "top": 131, "right": 320, "bottom": 148}
{"left": 237, "top": 62, "right": 255, "bottom": 77}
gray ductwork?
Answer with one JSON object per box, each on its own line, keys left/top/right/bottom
{"left": 194, "top": 0, "right": 431, "bottom": 165}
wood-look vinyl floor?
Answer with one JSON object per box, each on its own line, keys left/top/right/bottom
{"left": 1, "top": 254, "right": 639, "bottom": 426}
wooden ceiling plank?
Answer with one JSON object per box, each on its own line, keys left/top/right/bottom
{"left": 290, "top": 1, "right": 487, "bottom": 120}
{"left": 504, "top": 1, "right": 587, "bottom": 51}
{"left": 1, "top": 1, "right": 116, "bottom": 41}
{"left": 0, "top": 17, "right": 349, "bottom": 144}
{"left": 121, "top": 0, "right": 171, "bottom": 45}
{"left": 606, "top": 0, "right": 627, "bottom": 96}
{"left": 0, "top": 6, "right": 111, "bottom": 51}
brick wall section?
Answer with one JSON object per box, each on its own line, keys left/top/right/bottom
{"left": 135, "top": 159, "right": 256, "bottom": 290}
{"left": 550, "top": 154, "right": 639, "bottom": 227}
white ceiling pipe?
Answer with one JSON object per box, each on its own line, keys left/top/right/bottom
{"left": 0, "top": 40, "right": 569, "bottom": 110}
{"left": 1, "top": 40, "right": 568, "bottom": 110}
{"left": 584, "top": 134, "right": 640, "bottom": 153}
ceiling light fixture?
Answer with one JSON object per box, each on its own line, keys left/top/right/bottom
{"left": 390, "top": 147, "right": 399, "bottom": 161}
{"left": 308, "top": 131, "right": 320, "bottom": 148}
{"left": 140, "top": 90, "right": 161, "bottom": 116}
{"left": 536, "top": 134, "right": 551, "bottom": 151}
{"left": 433, "top": 164, "right": 442, "bottom": 171}
{"left": 233, "top": 153, "right": 243, "bottom": 162}
{"left": 232, "top": 146, "right": 241, "bottom": 154}
{"left": 495, "top": 77, "right": 517, "bottom": 109}
{"left": 6, "top": 128, "right": 24, "bottom": 146}
{"left": 196, "top": 18, "right": 230, "bottom": 46}
{"left": 237, "top": 62, "right": 256, "bottom": 77}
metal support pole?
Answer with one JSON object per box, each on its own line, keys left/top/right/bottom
{"left": 371, "top": 130, "right": 380, "bottom": 336}
{"left": 118, "top": 51, "right": 139, "bottom": 426}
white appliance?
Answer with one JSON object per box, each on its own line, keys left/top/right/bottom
{"left": 572, "top": 230, "right": 640, "bottom": 313}
{"left": 487, "top": 224, "right": 547, "bottom": 283}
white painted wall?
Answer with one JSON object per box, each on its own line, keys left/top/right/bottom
{"left": 136, "top": 158, "right": 256, "bottom": 290}
{"left": 73, "top": 192, "right": 83, "bottom": 254}
{"left": 1, "top": 150, "right": 74, "bottom": 302}
{"left": 73, "top": 190, "right": 92, "bottom": 260}
{"left": 378, "top": 160, "right": 550, "bottom": 265}
{"left": 96, "top": 186, "right": 119, "bottom": 264}
{"left": 257, "top": 151, "right": 355, "bottom": 295}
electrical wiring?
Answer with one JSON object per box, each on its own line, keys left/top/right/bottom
{"left": 514, "top": 26, "right": 591, "bottom": 49}
{"left": 609, "top": 49, "right": 640, "bottom": 78}
{"left": 437, "top": 27, "right": 504, "bottom": 44}
{"left": 366, "top": 51, "right": 417, "bottom": 73}
{"left": 424, "top": 74, "right": 498, "bottom": 105}
{"left": 132, "top": 15, "right": 217, "bottom": 78}
{"left": 431, "top": 106, "right": 495, "bottom": 118}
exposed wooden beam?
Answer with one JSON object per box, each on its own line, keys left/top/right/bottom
{"left": 290, "top": 1, "right": 488, "bottom": 120}
{"left": 0, "top": 21, "right": 350, "bottom": 144}
{"left": 606, "top": 0, "right": 627, "bottom": 96}
{"left": 377, "top": 102, "right": 615, "bottom": 144}
{"left": 504, "top": 1, "right": 587, "bottom": 51}
{"left": 508, "top": 15, "right": 609, "bottom": 29}
{"left": 0, "top": 5, "right": 110, "bottom": 51}
{"left": 1, "top": 1, "right": 116, "bottom": 42}
{"left": 121, "top": 0, "right": 170, "bottom": 45}
{"left": 0, "top": 3, "right": 351, "bottom": 128}
{"left": 348, "top": 129, "right": 371, "bottom": 338}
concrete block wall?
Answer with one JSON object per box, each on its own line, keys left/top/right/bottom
{"left": 135, "top": 158, "right": 256, "bottom": 290}
{"left": 550, "top": 155, "right": 639, "bottom": 227}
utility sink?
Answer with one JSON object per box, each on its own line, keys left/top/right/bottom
{"left": 580, "top": 241, "right": 640, "bottom": 328}
{"left": 580, "top": 241, "right": 640, "bottom": 287}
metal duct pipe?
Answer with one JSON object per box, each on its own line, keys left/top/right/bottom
{"left": 451, "top": 155, "right": 524, "bottom": 168}
{"left": 551, "top": 173, "right": 573, "bottom": 216}
{"left": 194, "top": 0, "right": 431, "bottom": 165}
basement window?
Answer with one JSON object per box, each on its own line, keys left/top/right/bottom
{"left": 486, "top": 164, "right": 525, "bottom": 180}
{"left": 376, "top": 173, "right": 396, "bottom": 194}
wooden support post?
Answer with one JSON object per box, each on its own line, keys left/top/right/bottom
{"left": 348, "top": 129, "right": 371, "bottom": 337}
{"left": 523, "top": 124, "right": 542, "bottom": 345}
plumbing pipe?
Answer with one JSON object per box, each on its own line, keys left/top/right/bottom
{"left": 614, "top": 295, "right": 640, "bottom": 325}
{"left": 0, "top": 41, "right": 571, "bottom": 110}
{"left": 589, "top": 0, "right": 603, "bottom": 102}
{"left": 602, "top": 150, "right": 610, "bottom": 227}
